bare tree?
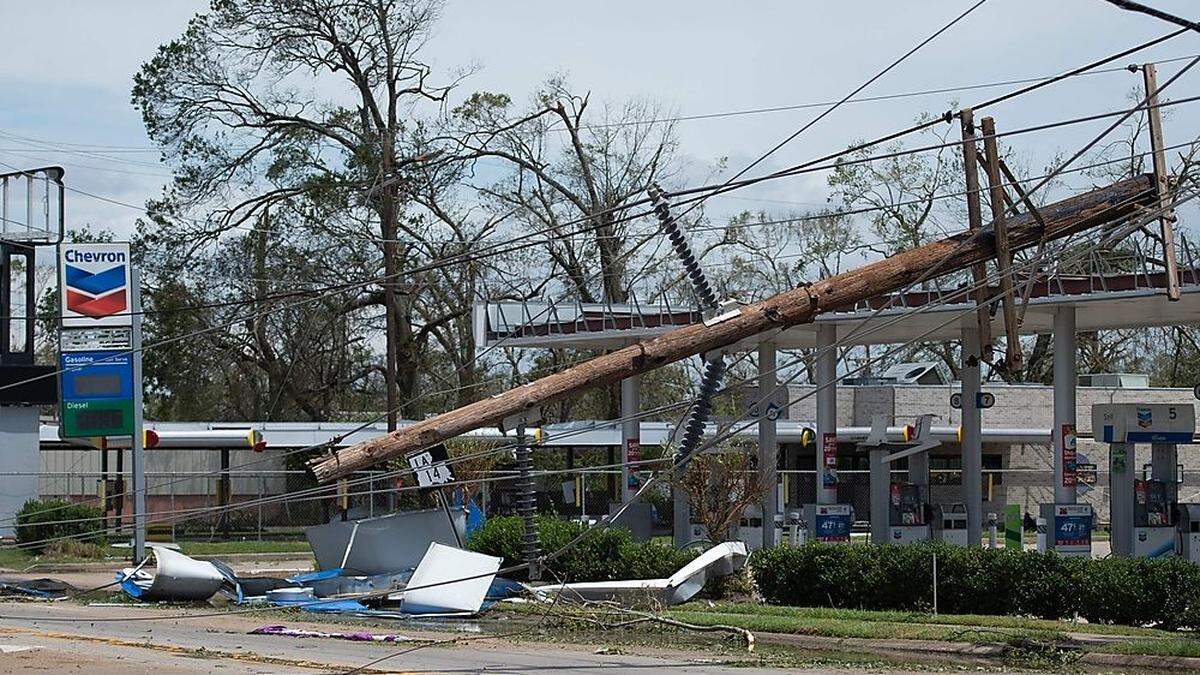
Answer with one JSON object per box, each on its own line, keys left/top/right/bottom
{"left": 448, "top": 79, "right": 694, "bottom": 416}
{"left": 673, "top": 445, "right": 770, "bottom": 544}
{"left": 133, "top": 0, "right": 481, "bottom": 424}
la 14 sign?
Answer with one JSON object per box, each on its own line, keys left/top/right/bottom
{"left": 59, "top": 243, "right": 132, "bottom": 328}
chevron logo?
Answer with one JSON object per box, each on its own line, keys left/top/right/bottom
{"left": 65, "top": 264, "right": 127, "bottom": 318}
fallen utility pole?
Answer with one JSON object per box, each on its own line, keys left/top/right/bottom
{"left": 310, "top": 174, "right": 1157, "bottom": 482}
{"left": 980, "top": 116, "right": 1023, "bottom": 372}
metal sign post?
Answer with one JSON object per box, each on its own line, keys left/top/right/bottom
{"left": 130, "top": 269, "right": 145, "bottom": 560}
{"left": 57, "top": 242, "right": 144, "bottom": 560}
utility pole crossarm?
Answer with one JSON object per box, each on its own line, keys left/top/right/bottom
{"left": 309, "top": 175, "right": 1157, "bottom": 483}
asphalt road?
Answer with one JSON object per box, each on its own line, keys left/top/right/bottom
{"left": 0, "top": 601, "right": 873, "bottom": 674}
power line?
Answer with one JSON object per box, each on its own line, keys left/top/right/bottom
{"left": 2, "top": 26, "right": 1190, "bottom": 634}
{"left": 3, "top": 53, "right": 1197, "bottom": 160}
{"left": 7, "top": 29, "right": 1187, "bottom": 537}
{"left": 11, "top": 178, "right": 1190, "bottom": 586}
{"left": 5, "top": 76, "right": 1190, "bottom": 415}
{"left": 668, "top": 0, "right": 990, "bottom": 229}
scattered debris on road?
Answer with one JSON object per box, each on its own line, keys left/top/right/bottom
{"left": 249, "top": 624, "right": 412, "bottom": 643}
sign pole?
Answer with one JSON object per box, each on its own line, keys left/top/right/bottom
{"left": 130, "top": 268, "right": 146, "bottom": 561}
{"left": 437, "top": 489, "right": 463, "bottom": 548}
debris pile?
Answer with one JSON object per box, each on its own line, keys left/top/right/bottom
{"left": 109, "top": 507, "right": 751, "bottom": 619}
{"left": 115, "top": 508, "right": 505, "bottom": 618}
{"left": 529, "top": 541, "right": 749, "bottom": 606}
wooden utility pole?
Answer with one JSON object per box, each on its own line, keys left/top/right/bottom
{"left": 1142, "top": 63, "right": 1181, "bottom": 301}
{"left": 960, "top": 108, "right": 994, "bottom": 360}
{"left": 309, "top": 174, "right": 1156, "bottom": 483}
{"left": 980, "top": 117, "right": 1023, "bottom": 373}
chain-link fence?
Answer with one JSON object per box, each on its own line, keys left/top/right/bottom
{"left": 27, "top": 443, "right": 1200, "bottom": 540}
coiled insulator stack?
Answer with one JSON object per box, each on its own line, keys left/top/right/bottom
{"left": 675, "top": 354, "right": 726, "bottom": 463}
{"left": 514, "top": 430, "right": 540, "bottom": 580}
{"left": 648, "top": 183, "right": 719, "bottom": 312}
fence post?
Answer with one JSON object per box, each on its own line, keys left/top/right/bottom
{"left": 170, "top": 473, "right": 176, "bottom": 542}
{"left": 932, "top": 552, "right": 939, "bottom": 615}
{"left": 257, "top": 476, "right": 264, "bottom": 541}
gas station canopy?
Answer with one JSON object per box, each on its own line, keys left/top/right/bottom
{"left": 474, "top": 268, "right": 1200, "bottom": 351}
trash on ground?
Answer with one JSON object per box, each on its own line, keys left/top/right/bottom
{"left": 118, "top": 545, "right": 230, "bottom": 601}
{"left": 0, "top": 578, "right": 77, "bottom": 600}
{"left": 529, "top": 541, "right": 749, "bottom": 606}
{"left": 0, "top": 645, "right": 43, "bottom": 654}
{"left": 250, "top": 624, "right": 411, "bottom": 642}
{"left": 305, "top": 507, "right": 465, "bottom": 575}
{"left": 400, "top": 542, "right": 501, "bottom": 615}
{"left": 117, "top": 545, "right": 290, "bottom": 603}
{"left": 110, "top": 511, "right": 743, "bottom": 620}
{"left": 287, "top": 567, "right": 410, "bottom": 598}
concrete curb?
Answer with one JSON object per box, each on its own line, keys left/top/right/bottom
{"left": 9, "top": 551, "right": 314, "bottom": 574}
{"left": 755, "top": 631, "right": 1006, "bottom": 667}
{"left": 756, "top": 630, "right": 1200, "bottom": 671}
{"left": 1080, "top": 651, "right": 1200, "bottom": 671}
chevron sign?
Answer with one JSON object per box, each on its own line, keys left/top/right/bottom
{"left": 59, "top": 243, "right": 133, "bottom": 328}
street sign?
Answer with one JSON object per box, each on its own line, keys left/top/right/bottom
{"left": 407, "top": 444, "right": 455, "bottom": 488}
{"left": 59, "top": 350, "right": 134, "bottom": 437}
{"left": 59, "top": 243, "right": 132, "bottom": 328}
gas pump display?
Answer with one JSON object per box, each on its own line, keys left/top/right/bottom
{"left": 890, "top": 483, "right": 924, "bottom": 526}
{"left": 1135, "top": 479, "right": 1173, "bottom": 526}
{"left": 1133, "top": 479, "right": 1177, "bottom": 557}
{"left": 888, "top": 483, "right": 932, "bottom": 545}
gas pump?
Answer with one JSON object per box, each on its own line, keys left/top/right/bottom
{"left": 1133, "top": 477, "right": 1177, "bottom": 557}
{"left": 1175, "top": 504, "right": 1200, "bottom": 561}
{"left": 888, "top": 482, "right": 939, "bottom": 545}
{"left": 865, "top": 414, "right": 941, "bottom": 545}
{"left": 1093, "top": 403, "right": 1194, "bottom": 558}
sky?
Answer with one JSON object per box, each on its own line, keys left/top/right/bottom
{"left": 1, "top": 0, "right": 1199, "bottom": 243}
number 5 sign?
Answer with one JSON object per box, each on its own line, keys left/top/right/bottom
{"left": 407, "top": 444, "right": 455, "bottom": 488}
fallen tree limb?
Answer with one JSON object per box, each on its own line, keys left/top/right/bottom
{"left": 311, "top": 174, "right": 1156, "bottom": 482}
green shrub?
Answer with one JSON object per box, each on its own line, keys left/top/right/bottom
{"left": 15, "top": 499, "right": 106, "bottom": 553}
{"left": 468, "top": 515, "right": 692, "bottom": 582}
{"left": 750, "top": 541, "right": 1200, "bottom": 629}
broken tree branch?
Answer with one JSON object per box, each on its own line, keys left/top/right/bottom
{"left": 310, "top": 174, "right": 1156, "bottom": 482}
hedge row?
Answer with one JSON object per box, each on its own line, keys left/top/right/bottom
{"left": 751, "top": 542, "right": 1200, "bottom": 629}
{"left": 15, "top": 499, "right": 107, "bottom": 553}
{"left": 468, "top": 515, "right": 694, "bottom": 582}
